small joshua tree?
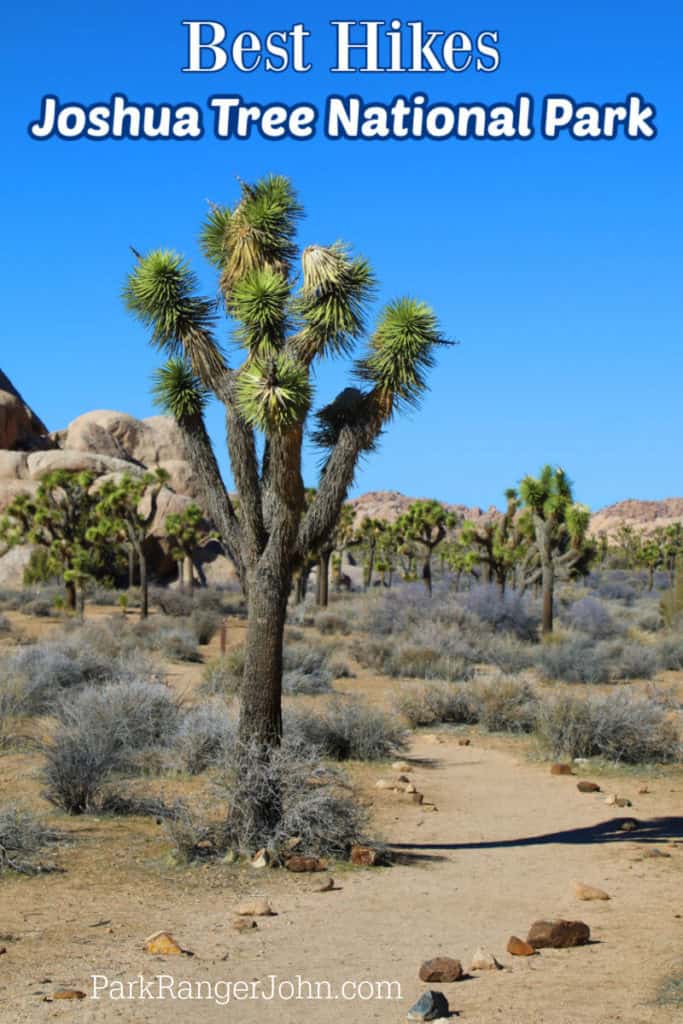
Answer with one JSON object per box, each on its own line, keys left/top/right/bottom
{"left": 89, "top": 468, "right": 169, "bottom": 617}
{"left": 396, "top": 499, "right": 458, "bottom": 595}
{"left": 124, "top": 175, "right": 448, "bottom": 834}
{"left": 164, "top": 502, "right": 206, "bottom": 593}
{"left": 518, "top": 465, "right": 591, "bottom": 634}
{"left": 0, "top": 470, "right": 100, "bottom": 611}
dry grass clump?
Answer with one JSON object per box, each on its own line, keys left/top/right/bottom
{"left": 43, "top": 680, "right": 181, "bottom": 814}
{"left": 0, "top": 804, "right": 62, "bottom": 874}
{"left": 536, "top": 689, "right": 680, "bottom": 763}
{"left": 174, "top": 701, "right": 236, "bottom": 774}
{"left": 395, "top": 682, "right": 480, "bottom": 728}
{"left": 286, "top": 700, "right": 407, "bottom": 761}
{"left": 214, "top": 736, "right": 368, "bottom": 858}
{"left": 476, "top": 676, "right": 539, "bottom": 734}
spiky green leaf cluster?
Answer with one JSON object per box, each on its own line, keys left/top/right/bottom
{"left": 357, "top": 298, "right": 442, "bottom": 415}
{"left": 232, "top": 269, "right": 290, "bottom": 355}
{"left": 219, "top": 176, "right": 303, "bottom": 293}
{"left": 124, "top": 250, "right": 225, "bottom": 385}
{"left": 293, "top": 244, "right": 375, "bottom": 362}
{"left": 235, "top": 353, "right": 311, "bottom": 432}
{"left": 152, "top": 358, "right": 209, "bottom": 420}
{"left": 199, "top": 204, "right": 232, "bottom": 267}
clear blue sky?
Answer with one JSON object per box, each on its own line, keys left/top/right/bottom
{"left": 4, "top": 1, "right": 682, "bottom": 511}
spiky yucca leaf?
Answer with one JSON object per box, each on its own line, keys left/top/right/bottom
{"left": 356, "top": 298, "right": 442, "bottom": 416}
{"left": 235, "top": 353, "right": 311, "bottom": 432}
{"left": 199, "top": 204, "right": 232, "bottom": 268}
{"left": 124, "top": 250, "right": 225, "bottom": 386}
{"left": 232, "top": 268, "right": 290, "bottom": 355}
{"left": 152, "top": 359, "right": 209, "bottom": 420}
{"left": 293, "top": 245, "right": 375, "bottom": 362}
{"left": 220, "top": 176, "right": 303, "bottom": 295}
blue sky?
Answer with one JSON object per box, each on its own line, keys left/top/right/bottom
{"left": 4, "top": 1, "right": 682, "bottom": 511}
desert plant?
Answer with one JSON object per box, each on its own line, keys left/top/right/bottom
{"left": 536, "top": 690, "right": 680, "bottom": 763}
{"left": 464, "top": 584, "right": 538, "bottom": 641}
{"left": 564, "top": 596, "right": 620, "bottom": 639}
{"left": 655, "top": 634, "right": 683, "bottom": 671}
{"left": 394, "top": 681, "right": 480, "bottom": 728}
{"left": 476, "top": 676, "right": 539, "bottom": 733}
{"left": 200, "top": 650, "right": 244, "bottom": 696}
{"left": 536, "top": 635, "right": 612, "bottom": 684}
{"left": 0, "top": 470, "right": 104, "bottom": 611}
{"left": 282, "top": 646, "right": 333, "bottom": 695}
{"left": 175, "top": 702, "right": 236, "bottom": 774}
{"left": 395, "top": 499, "right": 458, "bottom": 595}
{"left": 89, "top": 469, "right": 170, "bottom": 617}
{"left": 43, "top": 680, "right": 180, "bottom": 813}
{"left": 126, "top": 179, "right": 449, "bottom": 839}
{"left": 0, "top": 804, "right": 61, "bottom": 873}
{"left": 286, "top": 700, "right": 406, "bottom": 761}
{"left": 189, "top": 608, "right": 223, "bottom": 645}
{"left": 518, "top": 466, "right": 592, "bottom": 634}
{"left": 216, "top": 735, "right": 368, "bottom": 857}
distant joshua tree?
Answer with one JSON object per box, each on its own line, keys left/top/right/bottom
{"left": 518, "top": 465, "right": 591, "bottom": 634}
{"left": 124, "top": 174, "right": 449, "bottom": 832}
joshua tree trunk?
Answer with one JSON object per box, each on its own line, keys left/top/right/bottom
{"left": 239, "top": 575, "right": 288, "bottom": 748}
{"left": 139, "top": 549, "right": 149, "bottom": 619}
{"left": 317, "top": 549, "right": 331, "bottom": 606}
{"left": 128, "top": 546, "right": 135, "bottom": 589}
{"left": 65, "top": 578, "right": 76, "bottom": 611}
{"left": 541, "top": 561, "right": 554, "bottom": 635}
{"left": 177, "top": 559, "right": 185, "bottom": 592}
{"left": 422, "top": 554, "right": 433, "bottom": 595}
{"left": 184, "top": 554, "right": 194, "bottom": 592}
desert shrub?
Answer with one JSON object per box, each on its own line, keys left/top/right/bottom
{"left": 655, "top": 635, "right": 683, "bottom": 671}
{"left": 315, "top": 611, "right": 351, "bottom": 636}
{"left": 394, "top": 682, "right": 480, "bottom": 728}
{"left": 189, "top": 608, "right": 222, "bottom": 645}
{"left": 200, "top": 650, "right": 244, "bottom": 696}
{"left": 175, "top": 703, "right": 235, "bottom": 774}
{"left": 216, "top": 736, "right": 368, "bottom": 857}
{"left": 0, "top": 614, "right": 10, "bottom": 634}
{"left": 633, "top": 606, "right": 664, "bottom": 632}
{"left": 464, "top": 584, "right": 537, "bottom": 641}
{"left": 591, "top": 571, "right": 639, "bottom": 604}
{"left": 352, "top": 637, "right": 473, "bottom": 682}
{"left": 327, "top": 655, "right": 355, "bottom": 679}
{"left": 536, "top": 636, "right": 612, "bottom": 684}
{"left": 564, "top": 597, "right": 620, "bottom": 639}
{"left": 480, "top": 634, "right": 535, "bottom": 674}
{"left": 43, "top": 730, "right": 121, "bottom": 814}
{"left": 477, "top": 676, "right": 539, "bottom": 733}
{"left": 0, "top": 629, "right": 166, "bottom": 721}
{"left": 135, "top": 623, "right": 200, "bottom": 662}
{"left": 0, "top": 805, "right": 61, "bottom": 872}
{"left": 536, "top": 690, "right": 680, "bottom": 763}
{"left": 286, "top": 700, "right": 406, "bottom": 761}
{"left": 55, "top": 679, "right": 180, "bottom": 749}
{"left": 151, "top": 588, "right": 195, "bottom": 617}
{"left": 43, "top": 680, "right": 181, "bottom": 813}
{"left": 283, "top": 646, "right": 333, "bottom": 695}
{"left": 612, "top": 641, "right": 658, "bottom": 680}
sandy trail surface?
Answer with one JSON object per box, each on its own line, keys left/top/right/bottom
{"left": 1, "top": 729, "right": 681, "bottom": 1024}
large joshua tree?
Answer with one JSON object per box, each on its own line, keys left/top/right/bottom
{"left": 124, "top": 175, "right": 448, "bottom": 766}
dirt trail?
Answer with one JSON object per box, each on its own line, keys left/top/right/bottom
{"left": 1, "top": 732, "right": 681, "bottom": 1023}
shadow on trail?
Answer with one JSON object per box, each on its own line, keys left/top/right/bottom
{"left": 388, "top": 816, "right": 683, "bottom": 853}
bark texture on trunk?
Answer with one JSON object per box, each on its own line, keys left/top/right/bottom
{"left": 238, "top": 568, "right": 289, "bottom": 747}
{"left": 317, "top": 549, "right": 331, "bottom": 606}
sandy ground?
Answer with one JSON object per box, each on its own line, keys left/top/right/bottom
{"left": 0, "top": 612, "right": 681, "bottom": 1023}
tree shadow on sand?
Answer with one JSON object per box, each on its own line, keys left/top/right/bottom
{"left": 388, "top": 816, "right": 683, "bottom": 854}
